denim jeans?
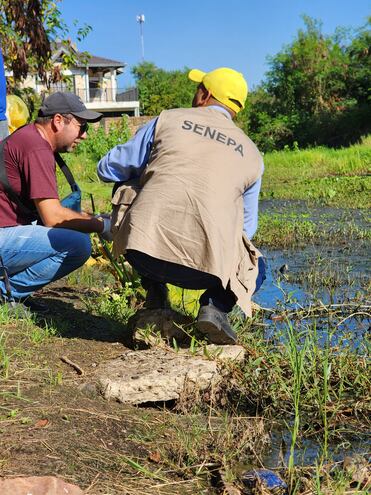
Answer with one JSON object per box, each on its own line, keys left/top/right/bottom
{"left": 125, "top": 249, "right": 266, "bottom": 313}
{"left": 0, "top": 225, "right": 91, "bottom": 300}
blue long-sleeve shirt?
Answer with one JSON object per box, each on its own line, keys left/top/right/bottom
{"left": 0, "top": 50, "right": 7, "bottom": 121}
{"left": 98, "top": 106, "right": 263, "bottom": 239}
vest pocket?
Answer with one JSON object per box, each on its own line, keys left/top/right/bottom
{"left": 111, "top": 182, "right": 141, "bottom": 235}
{"left": 235, "top": 235, "right": 259, "bottom": 292}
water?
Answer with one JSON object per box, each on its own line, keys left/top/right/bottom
{"left": 243, "top": 205, "right": 370, "bottom": 466}
{"left": 262, "top": 428, "right": 371, "bottom": 468}
{"left": 252, "top": 200, "right": 370, "bottom": 345}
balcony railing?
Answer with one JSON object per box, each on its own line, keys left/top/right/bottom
{"left": 74, "top": 87, "right": 138, "bottom": 103}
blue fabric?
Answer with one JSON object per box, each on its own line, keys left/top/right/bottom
{"left": 254, "top": 256, "right": 266, "bottom": 294}
{"left": 0, "top": 225, "right": 91, "bottom": 300}
{"left": 60, "top": 185, "right": 82, "bottom": 212}
{"left": 0, "top": 50, "right": 6, "bottom": 122}
{"left": 97, "top": 118, "right": 157, "bottom": 183}
{"left": 97, "top": 106, "right": 263, "bottom": 239}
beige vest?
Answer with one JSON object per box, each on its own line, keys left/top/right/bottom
{"left": 112, "top": 107, "right": 263, "bottom": 315}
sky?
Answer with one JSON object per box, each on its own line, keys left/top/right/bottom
{"left": 59, "top": 0, "right": 370, "bottom": 91}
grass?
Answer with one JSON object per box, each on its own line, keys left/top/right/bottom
{"left": 57, "top": 134, "right": 371, "bottom": 215}
{"left": 262, "top": 136, "right": 371, "bottom": 208}
{"left": 0, "top": 266, "right": 369, "bottom": 493}
{"left": 254, "top": 211, "right": 370, "bottom": 248}
{"left": 1, "top": 134, "right": 370, "bottom": 493}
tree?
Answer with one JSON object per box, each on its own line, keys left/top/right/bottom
{"left": 265, "top": 16, "right": 350, "bottom": 116}
{"left": 243, "top": 16, "right": 370, "bottom": 150}
{"left": 132, "top": 62, "right": 195, "bottom": 115}
{"left": 0, "top": 0, "right": 91, "bottom": 86}
{"left": 346, "top": 17, "right": 371, "bottom": 104}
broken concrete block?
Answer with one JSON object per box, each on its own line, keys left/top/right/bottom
{"left": 0, "top": 476, "right": 84, "bottom": 495}
{"left": 95, "top": 345, "right": 245, "bottom": 405}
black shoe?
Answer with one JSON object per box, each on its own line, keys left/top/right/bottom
{"left": 196, "top": 303, "right": 237, "bottom": 344}
{"left": 144, "top": 283, "right": 170, "bottom": 310}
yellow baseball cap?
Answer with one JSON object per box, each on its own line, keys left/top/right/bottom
{"left": 188, "top": 67, "right": 248, "bottom": 113}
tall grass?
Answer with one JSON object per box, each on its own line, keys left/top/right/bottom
{"left": 262, "top": 136, "right": 371, "bottom": 207}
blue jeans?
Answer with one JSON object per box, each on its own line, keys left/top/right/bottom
{"left": 0, "top": 225, "right": 91, "bottom": 300}
{"left": 125, "top": 250, "right": 266, "bottom": 313}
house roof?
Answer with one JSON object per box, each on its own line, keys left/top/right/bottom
{"left": 76, "top": 54, "right": 126, "bottom": 69}
{"left": 52, "top": 41, "right": 126, "bottom": 71}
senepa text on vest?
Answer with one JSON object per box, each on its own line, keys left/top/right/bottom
{"left": 182, "top": 120, "right": 244, "bottom": 156}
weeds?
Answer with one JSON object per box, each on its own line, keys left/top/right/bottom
{"left": 232, "top": 313, "right": 370, "bottom": 427}
{"left": 255, "top": 212, "right": 370, "bottom": 248}
{"left": 285, "top": 323, "right": 309, "bottom": 477}
{"left": 84, "top": 284, "right": 141, "bottom": 324}
{"left": 262, "top": 138, "right": 371, "bottom": 208}
{"left": 28, "top": 322, "right": 58, "bottom": 344}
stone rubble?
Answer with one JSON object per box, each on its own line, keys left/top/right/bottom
{"left": 94, "top": 344, "right": 245, "bottom": 405}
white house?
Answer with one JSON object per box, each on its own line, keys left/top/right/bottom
{"left": 17, "top": 42, "right": 140, "bottom": 117}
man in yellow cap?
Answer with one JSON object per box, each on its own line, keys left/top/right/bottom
{"left": 98, "top": 67, "right": 265, "bottom": 344}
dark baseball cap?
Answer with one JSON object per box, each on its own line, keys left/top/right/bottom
{"left": 38, "top": 92, "right": 102, "bottom": 122}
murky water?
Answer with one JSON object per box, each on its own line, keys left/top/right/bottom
{"left": 253, "top": 201, "right": 370, "bottom": 346}
{"left": 246, "top": 203, "right": 370, "bottom": 467}
{"left": 262, "top": 428, "right": 370, "bottom": 468}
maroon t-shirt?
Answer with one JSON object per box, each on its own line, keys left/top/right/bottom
{"left": 0, "top": 124, "right": 59, "bottom": 226}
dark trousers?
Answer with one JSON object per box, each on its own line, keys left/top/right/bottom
{"left": 125, "top": 250, "right": 266, "bottom": 313}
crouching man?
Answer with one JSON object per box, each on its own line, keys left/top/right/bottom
{"left": 0, "top": 92, "right": 111, "bottom": 313}
{"left": 98, "top": 68, "right": 266, "bottom": 344}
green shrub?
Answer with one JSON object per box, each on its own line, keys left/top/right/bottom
{"left": 76, "top": 115, "right": 131, "bottom": 162}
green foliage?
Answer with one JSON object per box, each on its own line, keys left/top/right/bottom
{"left": 132, "top": 62, "right": 195, "bottom": 115}
{"left": 0, "top": 0, "right": 92, "bottom": 87}
{"left": 13, "top": 87, "right": 42, "bottom": 121}
{"left": 88, "top": 284, "right": 140, "bottom": 324}
{"left": 237, "top": 16, "right": 370, "bottom": 151}
{"left": 76, "top": 116, "right": 131, "bottom": 162}
{"left": 130, "top": 18, "right": 370, "bottom": 150}
{"left": 261, "top": 136, "right": 371, "bottom": 208}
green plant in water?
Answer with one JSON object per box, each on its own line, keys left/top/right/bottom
{"left": 285, "top": 322, "right": 309, "bottom": 479}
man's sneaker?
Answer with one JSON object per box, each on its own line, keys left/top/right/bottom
{"left": 0, "top": 297, "right": 49, "bottom": 317}
{"left": 0, "top": 299, "right": 32, "bottom": 318}
{"left": 196, "top": 303, "right": 237, "bottom": 345}
{"left": 144, "top": 283, "right": 170, "bottom": 310}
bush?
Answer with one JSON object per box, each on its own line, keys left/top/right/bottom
{"left": 76, "top": 115, "right": 131, "bottom": 162}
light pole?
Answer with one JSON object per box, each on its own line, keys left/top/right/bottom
{"left": 136, "top": 14, "right": 145, "bottom": 61}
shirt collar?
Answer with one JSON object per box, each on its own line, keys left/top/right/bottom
{"left": 206, "top": 105, "right": 232, "bottom": 119}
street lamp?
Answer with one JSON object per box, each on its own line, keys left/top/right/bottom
{"left": 136, "top": 14, "right": 145, "bottom": 61}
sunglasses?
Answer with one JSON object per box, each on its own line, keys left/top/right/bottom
{"left": 75, "top": 120, "right": 89, "bottom": 134}
{"left": 62, "top": 115, "right": 89, "bottom": 134}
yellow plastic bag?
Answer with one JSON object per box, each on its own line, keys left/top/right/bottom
{"left": 6, "top": 95, "right": 30, "bottom": 133}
